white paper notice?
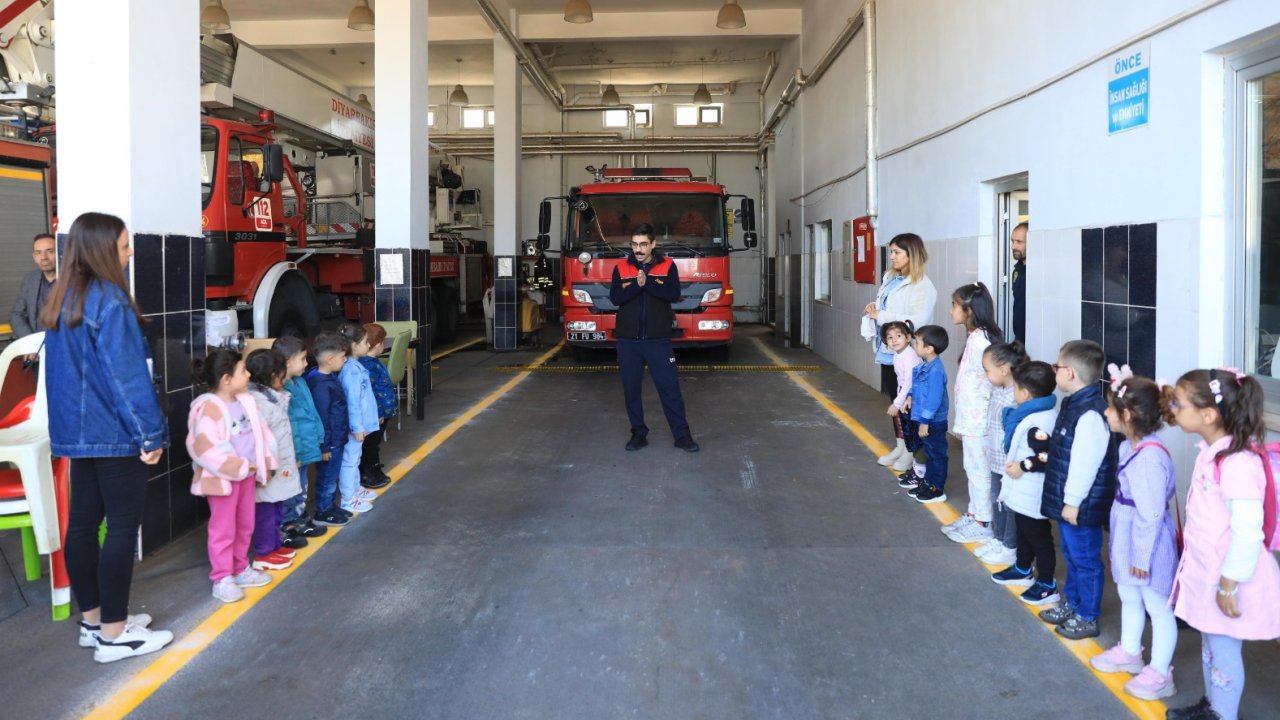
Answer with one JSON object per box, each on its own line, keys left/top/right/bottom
{"left": 380, "top": 254, "right": 404, "bottom": 285}
{"left": 857, "top": 239, "right": 866, "bottom": 264}
{"left": 498, "top": 257, "right": 514, "bottom": 278}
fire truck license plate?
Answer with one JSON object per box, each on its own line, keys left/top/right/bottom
{"left": 568, "top": 332, "right": 606, "bottom": 341}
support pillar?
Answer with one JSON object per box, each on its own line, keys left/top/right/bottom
{"left": 375, "top": 0, "right": 431, "bottom": 416}
{"left": 491, "top": 9, "right": 522, "bottom": 351}
{"left": 57, "top": 0, "right": 203, "bottom": 552}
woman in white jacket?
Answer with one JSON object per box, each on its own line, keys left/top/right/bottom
{"left": 865, "top": 233, "right": 938, "bottom": 464}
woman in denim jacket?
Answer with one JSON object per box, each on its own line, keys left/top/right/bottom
{"left": 41, "top": 212, "right": 173, "bottom": 664}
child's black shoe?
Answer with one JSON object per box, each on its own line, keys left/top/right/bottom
{"left": 360, "top": 470, "right": 390, "bottom": 490}
{"left": 300, "top": 519, "right": 329, "bottom": 536}
{"left": 281, "top": 532, "right": 309, "bottom": 550}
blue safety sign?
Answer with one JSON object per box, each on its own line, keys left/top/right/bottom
{"left": 1108, "top": 45, "right": 1150, "bottom": 134}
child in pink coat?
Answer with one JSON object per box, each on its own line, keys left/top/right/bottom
{"left": 1165, "top": 369, "right": 1280, "bottom": 720}
{"left": 188, "top": 348, "right": 280, "bottom": 604}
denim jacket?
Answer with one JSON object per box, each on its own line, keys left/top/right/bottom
{"left": 339, "top": 357, "right": 380, "bottom": 435}
{"left": 46, "top": 280, "right": 168, "bottom": 457}
{"left": 909, "top": 356, "right": 949, "bottom": 425}
{"left": 357, "top": 356, "right": 397, "bottom": 421}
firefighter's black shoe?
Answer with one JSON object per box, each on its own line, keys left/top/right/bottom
{"left": 674, "top": 436, "right": 700, "bottom": 453}
{"left": 625, "top": 432, "right": 648, "bottom": 451}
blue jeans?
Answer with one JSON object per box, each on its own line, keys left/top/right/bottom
{"left": 282, "top": 463, "right": 309, "bottom": 525}
{"left": 1059, "top": 521, "right": 1104, "bottom": 621}
{"left": 920, "top": 421, "right": 949, "bottom": 489}
{"left": 616, "top": 338, "right": 690, "bottom": 438}
{"left": 315, "top": 446, "right": 344, "bottom": 514}
{"left": 339, "top": 435, "right": 364, "bottom": 505}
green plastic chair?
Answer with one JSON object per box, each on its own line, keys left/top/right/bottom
{"left": 382, "top": 330, "right": 411, "bottom": 429}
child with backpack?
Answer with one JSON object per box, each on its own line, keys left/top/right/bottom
{"left": 1164, "top": 368, "right": 1280, "bottom": 720}
{"left": 1088, "top": 368, "right": 1179, "bottom": 701}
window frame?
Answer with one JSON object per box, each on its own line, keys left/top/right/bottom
{"left": 460, "top": 105, "right": 494, "bottom": 130}
{"left": 674, "top": 103, "right": 724, "bottom": 128}
{"left": 815, "top": 220, "right": 832, "bottom": 304}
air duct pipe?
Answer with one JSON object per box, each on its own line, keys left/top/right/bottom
{"left": 864, "top": 0, "right": 878, "bottom": 225}
{"left": 473, "top": 0, "right": 565, "bottom": 107}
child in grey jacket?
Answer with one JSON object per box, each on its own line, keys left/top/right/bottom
{"left": 246, "top": 349, "right": 302, "bottom": 572}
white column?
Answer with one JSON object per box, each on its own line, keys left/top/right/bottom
{"left": 492, "top": 9, "right": 522, "bottom": 257}
{"left": 56, "top": 0, "right": 200, "bottom": 236}
{"left": 375, "top": 0, "right": 430, "bottom": 250}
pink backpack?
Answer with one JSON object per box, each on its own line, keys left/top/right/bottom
{"left": 1213, "top": 442, "right": 1280, "bottom": 551}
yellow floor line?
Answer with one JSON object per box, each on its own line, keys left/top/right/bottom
{"left": 749, "top": 338, "right": 1166, "bottom": 720}
{"left": 430, "top": 336, "right": 485, "bottom": 362}
{"left": 82, "top": 341, "right": 565, "bottom": 720}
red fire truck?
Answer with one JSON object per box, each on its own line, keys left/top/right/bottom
{"left": 201, "top": 111, "right": 477, "bottom": 341}
{"left": 539, "top": 167, "right": 757, "bottom": 360}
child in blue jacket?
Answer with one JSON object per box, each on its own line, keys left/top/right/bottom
{"left": 273, "top": 336, "right": 327, "bottom": 545}
{"left": 305, "top": 332, "right": 351, "bottom": 527}
{"left": 904, "top": 325, "right": 951, "bottom": 504}
{"left": 337, "top": 323, "right": 381, "bottom": 514}
{"left": 357, "top": 323, "right": 398, "bottom": 490}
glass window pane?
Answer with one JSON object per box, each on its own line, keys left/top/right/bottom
{"left": 1250, "top": 69, "right": 1280, "bottom": 375}
{"left": 487, "top": 109, "right": 496, "bottom": 126}
{"left": 635, "top": 108, "right": 651, "bottom": 127}
{"left": 427, "top": 111, "right": 436, "bottom": 127}
{"left": 700, "top": 106, "right": 721, "bottom": 125}
{"left": 603, "top": 109, "right": 629, "bottom": 128}
{"left": 675, "top": 105, "right": 698, "bottom": 127}
{"left": 462, "top": 107, "right": 486, "bottom": 129}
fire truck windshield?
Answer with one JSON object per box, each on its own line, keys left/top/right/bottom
{"left": 200, "top": 126, "right": 218, "bottom": 208}
{"left": 570, "top": 193, "right": 727, "bottom": 257}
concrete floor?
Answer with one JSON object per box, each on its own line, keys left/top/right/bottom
{"left": 3, "top": 326, "right": 1279, "bottom": 719}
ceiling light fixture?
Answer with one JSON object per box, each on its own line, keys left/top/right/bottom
{"left": 602, "top": 61, "right": 620, "bottom": 106}
{"left": 348, "top": 0, "right": 375, "bottom": 31}
{"left": 200, "top": 0, "right": 231, "bottom": 33}
{"left": 716, "top": 0, "right": 747, "bottom": 30}
{"left": 449, "top": 58, "right": 470, "bottom": 106}
{"left": 693, "top": 60, "right": 712, "bottom": 105}
{"left": 356, "top": 61, "right": 373, "bottom": 110}
{"left": 564, "top": 0, "right": 593, "bottom": 24}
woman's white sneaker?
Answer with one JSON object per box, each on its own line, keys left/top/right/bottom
{"left": 79, "top": 613, "right": 153, "bottom": 648}
{"left": 93, "top": 625, "right": 174, "bottom": 664}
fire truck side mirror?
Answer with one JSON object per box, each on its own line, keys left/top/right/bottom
{"left": 262, "top": 144, "right": 285, "bottom": 185}
{"left": 739, "top": 198, "right": 756, "bottom": 232}
{"left": 538, "top": 200, "right": 552, "bottom": 235}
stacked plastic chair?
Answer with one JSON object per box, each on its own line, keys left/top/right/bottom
{"left": 0, "top": 331, "right": 72, "bottom": 619}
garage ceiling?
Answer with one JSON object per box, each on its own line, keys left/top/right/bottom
{"left": 221, "top": 0, "right": 797, "bottom": 92}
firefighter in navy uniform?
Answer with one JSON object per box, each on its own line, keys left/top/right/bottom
{"left": 609, "top": 223, "right": 699, "bottom": 452}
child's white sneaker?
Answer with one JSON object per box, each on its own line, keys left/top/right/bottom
{"left": 354, "top": 488, "right": 378, "bottom": 502}
{"left": 980, "top": 543, "right": 1017, "bottom": 565}
{"left": 340, "top": 498, "right": 374, "bottom": 514}
{"left": 948, "top": 519, "right": 994, "bottom": 544}
{"left": 942, "top": 514, "right": 976, "bottom": 538}
{"left": 213, "top": 576, "right": 245, "bottom": 603}
{"left": 93, "top": 625, "right": 174, "bottom": 664}
{"left": 79, "top": 613, "right": 152, "bottom": 647}
{"left": 233, "top": 567, "right": 272, "bottom": 588}
{"left": 971, "top": 538, "right": 1002, "bottom": 558}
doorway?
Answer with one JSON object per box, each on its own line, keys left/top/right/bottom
{"left": 995, "top": 187, "right": 1030, "bottom": 342}
{"left": 801, "top": 224, "right": 814, "bottom": 347}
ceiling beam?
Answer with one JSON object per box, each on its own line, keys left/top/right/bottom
{"left": 229, "top": 9, "right": 800, "bottom": 49}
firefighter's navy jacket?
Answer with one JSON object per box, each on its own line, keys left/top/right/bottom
{"left": 609, "top": 252, "right": 682, "bottom": 340}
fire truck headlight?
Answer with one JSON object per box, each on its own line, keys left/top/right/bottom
{"left": 577, "top": 251, "right": 592, "bottom": 266}
{"left": 701, "top": 288, "right": 723, "bottom": 303}
{"left": 698, "top": 320, "right": 731, "bottom": 331}
{"left": 572, "top": 289, "right": 592, "bottom": 304}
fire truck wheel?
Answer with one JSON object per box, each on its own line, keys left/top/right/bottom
{"left": 267, "top": 273, "right": 319, "bottom": 339}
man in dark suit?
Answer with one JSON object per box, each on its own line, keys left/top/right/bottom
{"left": 1011, "top": 222, "right": 1027, "bottom": 342}
{"left": 11, "top": 233, "right": 56, "bottom": 337}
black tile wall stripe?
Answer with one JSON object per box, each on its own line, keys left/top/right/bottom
{"left": 1080, "top": 224, "right": 1157, "bottom": 379}
{"left": 142, "top": 470, "right": 171, "bottom": 555}
{"left": 133, "top": 233, "right": 165, "bottom": 316}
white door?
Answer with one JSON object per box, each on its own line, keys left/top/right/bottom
{"left": 996, "top": 189, "right": 1030, "bottom": 341}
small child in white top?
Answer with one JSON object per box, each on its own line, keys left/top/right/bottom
{"left": 876, "top": 321, "right": 922, "bottom": 473}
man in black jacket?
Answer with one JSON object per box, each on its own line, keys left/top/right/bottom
{"left": 609, "top": 223, "right": 698, "bottom": 452}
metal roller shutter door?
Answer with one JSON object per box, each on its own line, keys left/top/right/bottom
{"left": 0, "top": 165, "right": 50, "bottom": 328}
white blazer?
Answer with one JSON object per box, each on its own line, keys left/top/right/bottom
{"left": 875, "top": 271, "right": 938, "bottom": 331}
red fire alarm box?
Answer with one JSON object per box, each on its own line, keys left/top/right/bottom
{"left": 852, "top": 216, "right": 876, "bottom": 284}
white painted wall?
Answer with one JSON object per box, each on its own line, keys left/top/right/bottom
{"left": 773, "top": 0, "right": 1280, "bottom": 476}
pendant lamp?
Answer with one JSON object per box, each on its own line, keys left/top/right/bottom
{"left": 693, "top": 61, "right": 712, "bottom": 105}
{"left": 200, "top": 0, "right": 231, "bottom": 33}
{"left": 449, "top": 58, "right": 470, "bottom": 106}
{"left": 716, "top": 0, "right": 747, "bottom": 30}
{"left": 564, "top": 0, "right": 593, "bottom": 24}
{"left": 348, "top": 0, "right": 375, "bottom": 31}
{"left": 602, "top": 85, "right": 621, "bottom": 106}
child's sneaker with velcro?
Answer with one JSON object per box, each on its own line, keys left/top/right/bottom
{"left": 1019, "top": 580, "right": 1060, "bottom": 605}
{"left": 990, "top": 565, "right": 1035, "bottom": 588}
{"left": 942, "top": 514, "right": 975, "bottom": 538}
{"left": 1056, "top": 614, "right": 1099, "bottom": 640}
{"left": 979, "top": 543, "right": 1017, "bottom": 565}
{"left": 1090, "top": 644, "right": 1145, "bottom": 674}
{"left": 233, "top": 567, "right": 272, "bottom": 588}
{"left": 340, "top": 498, "right": 373, "bottom": 514}
{"left": 1124, "top": 665, "right": 1176, "bottom": 700}
{"left": 1038, "top": 601, "right": 1075, "bottom": 625}
{"left": 252, "top": 551, "right": 293, "bottom": 571}
{"left": 897, "top": 471, "right": 920, "bottom": 489}
{"left": 913, "top": 483, "right": 947, "bottom": 504}
{"left": 314, "top": 509, "right": 349, "bottom": 527}
{"left": 213, "top": 576, "right": 245, "bottom": 603}
{"left": 354, "top": 487, "right": 378, "bottom": 502}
